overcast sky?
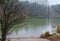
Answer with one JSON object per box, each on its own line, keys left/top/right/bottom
{"left": 19, "top": 0, "right": 60, "bottom": 5}
{"left": 49, "top": 0, "right": 60, "bottom": 5}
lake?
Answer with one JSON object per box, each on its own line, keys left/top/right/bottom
{"left": 8, "top": 18, "right": 60, "bottom": 38}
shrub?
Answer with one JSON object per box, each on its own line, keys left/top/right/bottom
{"left": 57, "top": 26, "right": 60, "bottom": 34}
{"left": 40, "top": 32, "right": 52, "bottom": 38}
{"left": 40, "top": 34, "right": 45, "bottom": 38}
{"left": 44, "top": 32, "right": 52, "bottom": 37}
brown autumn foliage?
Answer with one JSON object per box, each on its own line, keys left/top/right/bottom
{"left": 57, "top": 26, "right": 60, "bottom": 34}
{"left": 40, "top": 26, "right": 60, "bottom": 39}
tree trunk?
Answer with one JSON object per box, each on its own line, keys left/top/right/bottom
{"left": 1, "top": 33, "right": 6, "bottom": 41}
{"left": 1, "top": 22, "right": 6, "bottom": 41}
{"left": 0, "top": 21, "right": 6, "bottom": 41}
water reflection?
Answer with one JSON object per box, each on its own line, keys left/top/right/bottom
{"left": 9, "top": 24, "right": 53, "bottom": 38}
{"left": 8, "top": 18, "right": 60, "bottom": 38}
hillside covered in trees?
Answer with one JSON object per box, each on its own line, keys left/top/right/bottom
{"left": 19, "top": 1, "right": 60, "bottom": 18}
{"left": 0, "top": 1, "right": 60, "bottom": 18}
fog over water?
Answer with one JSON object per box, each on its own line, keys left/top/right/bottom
{"left": 19, "top": 0, "right": 60, "bottom": 5}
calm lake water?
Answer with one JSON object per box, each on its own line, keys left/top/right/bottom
{"left": 8, "top": 18, "right": 60, "bottom": 38}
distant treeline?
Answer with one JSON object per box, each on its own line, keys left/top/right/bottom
{"left": 19, "top": 1, "right": 60, "bottom": 18}
{"left": 0, "top": 1, "right": 60, "bottom": 18}
{"left": 19, "top": 1, "right": 48, "bottom": 18}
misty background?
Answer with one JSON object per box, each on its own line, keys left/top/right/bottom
{"left": 9, "top": 0, "right": 60, "bottom": 37}
{"left": 18, "top": 0, "right": 60, "bottom": 18}
{"left": 1, "top": 0, "right": 60, "bottom": 38}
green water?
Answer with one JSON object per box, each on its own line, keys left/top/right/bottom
{"left": 6, "top": 18, "right": 60, "bottom": 38}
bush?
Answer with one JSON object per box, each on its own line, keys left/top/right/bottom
{"left": 40, "top": 34, "right": 45, "bottom": 38}
{"left": 44, "top": 32, "right": 52, "bottom": 37}
{"left": 57, "top": 26, "right": 60, "bottom": 34}
{"left": 48, "top": 35, "right": 60, "bottom": 39}
{"left": 40, "top": 32, "right": 52, "bottom": 38}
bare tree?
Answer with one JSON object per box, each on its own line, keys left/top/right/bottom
{"left": 0, "top": 0, "right": 27, "bottom": 41}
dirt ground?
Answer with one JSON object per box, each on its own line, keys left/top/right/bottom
{"left": 6, "top": 38, "right": 50, "bottom": 41}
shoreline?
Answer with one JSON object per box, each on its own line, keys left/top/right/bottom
{"left": 6, "top": 38, "right": 50, "bottom": 41}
